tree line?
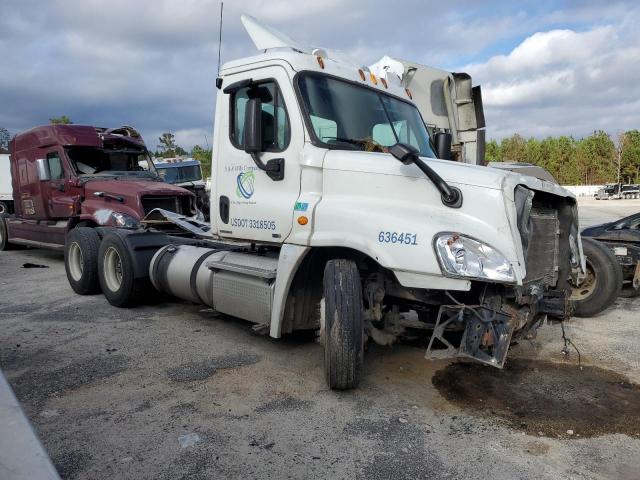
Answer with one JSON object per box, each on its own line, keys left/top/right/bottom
{"left": 486, "top": 130, "right": 640, "bottom": 185}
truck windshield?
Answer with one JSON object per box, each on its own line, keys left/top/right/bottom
{"left": 65, "top": 146, "right": 158, "bottom": 178}
{"left": 297, "top": 73, "right": 436, "bottom": 157}
{"left": 157, "top": 165, "right": 202, "bottom": 184}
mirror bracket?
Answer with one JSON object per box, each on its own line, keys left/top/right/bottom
{"left": 250, "top": 153, "right": 284, "bottom": 181}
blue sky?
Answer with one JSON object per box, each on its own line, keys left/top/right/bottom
{"left": 1, "top": 0, "right": 639, "bottom": 149}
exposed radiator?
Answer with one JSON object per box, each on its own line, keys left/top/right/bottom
{"left": 523, "top": 207, "right": 559, "bottom": 286}
{"left": 141, "top": 196, "right": 182, "bottom": 215}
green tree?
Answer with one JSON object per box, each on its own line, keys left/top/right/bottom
{"left": 191, "top": 145, "right": 212, "bottom": 178}
{"left": 157, "top": 133, "right": 179, "bottom": 158}
{"left": 49, "top": 115, "right": 73, "bottom": 124}
{"left": 500, "top": 134, "right": 527, "bottom": 162}
{"left": 0, "top": 127, "right": 10, "bottom": 153}
{"left": 485, "top": 139, "right": 501, "bottom": 162}
{"left": 619, "top": 130, "right": 640, "bottom": 184}
{"left": 575, "top": 131, "right": 616, "bottom": 184}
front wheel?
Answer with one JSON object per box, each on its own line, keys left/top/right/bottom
{"left": 64, "top": 227, "right": 101, "bottom": 294}
{"left": 570, "top": 238, "right": 623, "bottom": 317}
{"left": 322, "top": 259, "right": 364, "bottom": 390}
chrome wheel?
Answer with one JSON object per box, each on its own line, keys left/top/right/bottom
{"left": 570, "top": 259, "right": 597, "bottom": 301}
{"left": 103, "top": 246, "right": 123, "bottom": 292}
{"left": 68, "top": 241, "right": 84, "bottom": 281}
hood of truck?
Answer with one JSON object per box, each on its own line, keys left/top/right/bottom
{"left": 81, "top": 179, "right": 194, "bottom": 223}
{"left": 322, "top": 150, "right": 574, "bottom": 201}
{"left": 82, "top": 179, "right": 192, "bottom": 198}
{"left": 309, "top": 150, "right": 580, "bottom": 290}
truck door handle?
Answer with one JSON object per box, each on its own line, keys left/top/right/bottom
{"left": 219, "top": 196, "right": 230, "bottom": 224}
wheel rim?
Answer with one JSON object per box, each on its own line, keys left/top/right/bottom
{"left": 103, "top": 246, "right": 123, "bottom": 292}
{"left": 570, "top": 259, "right": 598, "bottom": 301}
{"left": 0, "top": 204, "right": 5, "bottom": 214}
{"left": 68, "top": 242, "right": 84, "bottom": 281}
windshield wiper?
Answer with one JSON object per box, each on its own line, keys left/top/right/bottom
{"left": 389, "top": 143, "right": 462, "bottom": 208}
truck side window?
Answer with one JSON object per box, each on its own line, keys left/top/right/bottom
{"left": 232, "top": 81, "right": 290, "bottom": 151}
{"left": 47, "top": 152, "right": 65, "bottom": 180}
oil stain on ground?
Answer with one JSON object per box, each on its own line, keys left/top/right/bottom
{"left": 433, "top": 359, "right": 640, "bottom": 438}
{"left": 166, "top": 353, "right": 261, "bottom": 382}
{"left": 10, "top": 354, "right": 129, "bottom": 407}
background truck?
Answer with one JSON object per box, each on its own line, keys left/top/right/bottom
{"left": 61, "top": 15, "right": 620, "bottom": 389}
{"left": 155, "top": 157, "right": 210, "bottom": 220}
{"left": 595, "top": 183, "right": 640, "bottom": 199}
{"left": 0, "top": 124, "right": 196, "bottom": 290}
{"left": 0, "top": 154, "right": 13, "bottom": 214}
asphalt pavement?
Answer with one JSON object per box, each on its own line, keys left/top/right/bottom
{"left": 0, "top": 199, "right": 639, "bottom": 480}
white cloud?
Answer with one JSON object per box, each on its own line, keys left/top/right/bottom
{"left": 2, "top": 1, "right": 639, "bottom": 148}
{"left": 464, "top": 17, "right": 640, "bottom": 139}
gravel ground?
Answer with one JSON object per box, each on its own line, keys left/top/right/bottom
{"left": 1, "top": 200, "right": 639, "bottom": 480}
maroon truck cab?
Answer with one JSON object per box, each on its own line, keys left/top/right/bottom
{"left": 1, "top": 124, "right": 193, "bottom": 249}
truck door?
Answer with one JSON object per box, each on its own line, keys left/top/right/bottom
{"left": 43, "top": 150, "right": 76, "bottom": 219}
{"left": 215, "top": 66, "right": 303, "bottom": 243}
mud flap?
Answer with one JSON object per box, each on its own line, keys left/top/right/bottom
{"left": 426, "top": 305, "right": 515, "bottom": 368}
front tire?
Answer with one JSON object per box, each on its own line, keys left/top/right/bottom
{"left": 98, "top": 233, "right": 146, "bottom": 307}
{"left": 64, "top": 227, "right": 101, "bottom": 294}
{"left": 571, "top": 238, "right": 623, "bottom": 317}
{"left": 322, "top": 259, "right": 364, "bottom": 390}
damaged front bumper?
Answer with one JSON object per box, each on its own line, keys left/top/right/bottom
{"left": 426, "top": 290, "right": 571, "bottom": 368}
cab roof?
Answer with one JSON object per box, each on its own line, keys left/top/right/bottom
{"left": 11, "top": 124, "right": 146, "bottom": 153}
{"left": 220, "top": 15, "right": 415, "bottom": 103}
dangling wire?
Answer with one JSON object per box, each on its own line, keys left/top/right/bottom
{"left": 561, "top": 322, "right": 582, "bottom": 369}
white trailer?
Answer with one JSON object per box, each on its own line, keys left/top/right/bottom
{"left": 58, "top": 15, "right": 621, "bottom": 389}
{"left": 0, "top": 154, "right": 13, "bottom": 214}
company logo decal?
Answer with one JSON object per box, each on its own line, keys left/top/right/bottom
{"left": 236, "top": 170, "right": 255, "bottom": 199}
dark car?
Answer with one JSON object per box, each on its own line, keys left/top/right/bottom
{"left": 582, "top": 212, "right": 640, "bottom": 297}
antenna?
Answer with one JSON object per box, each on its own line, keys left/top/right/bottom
{"left": 216, "top": 2, "right": 224, "bottom": 89}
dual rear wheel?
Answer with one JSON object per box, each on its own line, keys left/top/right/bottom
{"left": 64, "top": 229, "right": 147, "bottom": 307}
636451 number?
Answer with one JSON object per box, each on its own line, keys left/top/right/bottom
{"left": 378, "top": 231, "right": 418, "bottom": 245}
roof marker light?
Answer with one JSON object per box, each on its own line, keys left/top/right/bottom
{"left": 381, "top": 78, "right": 388, "bottom": 89}
{"left": 370, "top": 72, "right": 377, "bottom": 85}
{"left": 405, "top": 88, "right": 413, "bottom": 99}
{"left": 316, "top": 56, "right": 325, "bottom": 69}
{"left": 358, "top": 69, "right": 366, "bottom": 81}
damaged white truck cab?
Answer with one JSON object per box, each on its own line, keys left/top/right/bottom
{"left": 65, "top": 15, "right": 617, "bottom": 390}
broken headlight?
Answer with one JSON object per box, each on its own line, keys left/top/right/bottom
{"left": 111, "top": 212, "right": 139, "bottom": 229}
{"left": 434, "top": 233, "right": 515, "bottom": 283}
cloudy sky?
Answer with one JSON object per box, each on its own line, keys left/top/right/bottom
{"left": 1, "top": 0, "right": 639, "bottom": 150}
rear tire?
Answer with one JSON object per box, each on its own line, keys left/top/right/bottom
{"left": 571, "top": 238, "right": 623, "bottom": 317}
{"left": 64, "top": 227, "right": 101, "bottom": 294}
{"left": 98, "top": 233, "right": 147, "bottom": 307}
{"left": 0, "top": 215, "right": 15, "bottom": 251}
{"left": 322, "top": 259, "right": 364, "bottom": 390}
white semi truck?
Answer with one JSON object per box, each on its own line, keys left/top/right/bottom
{"left": 59, "top": 15, "right": 620, "bottom": 389}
